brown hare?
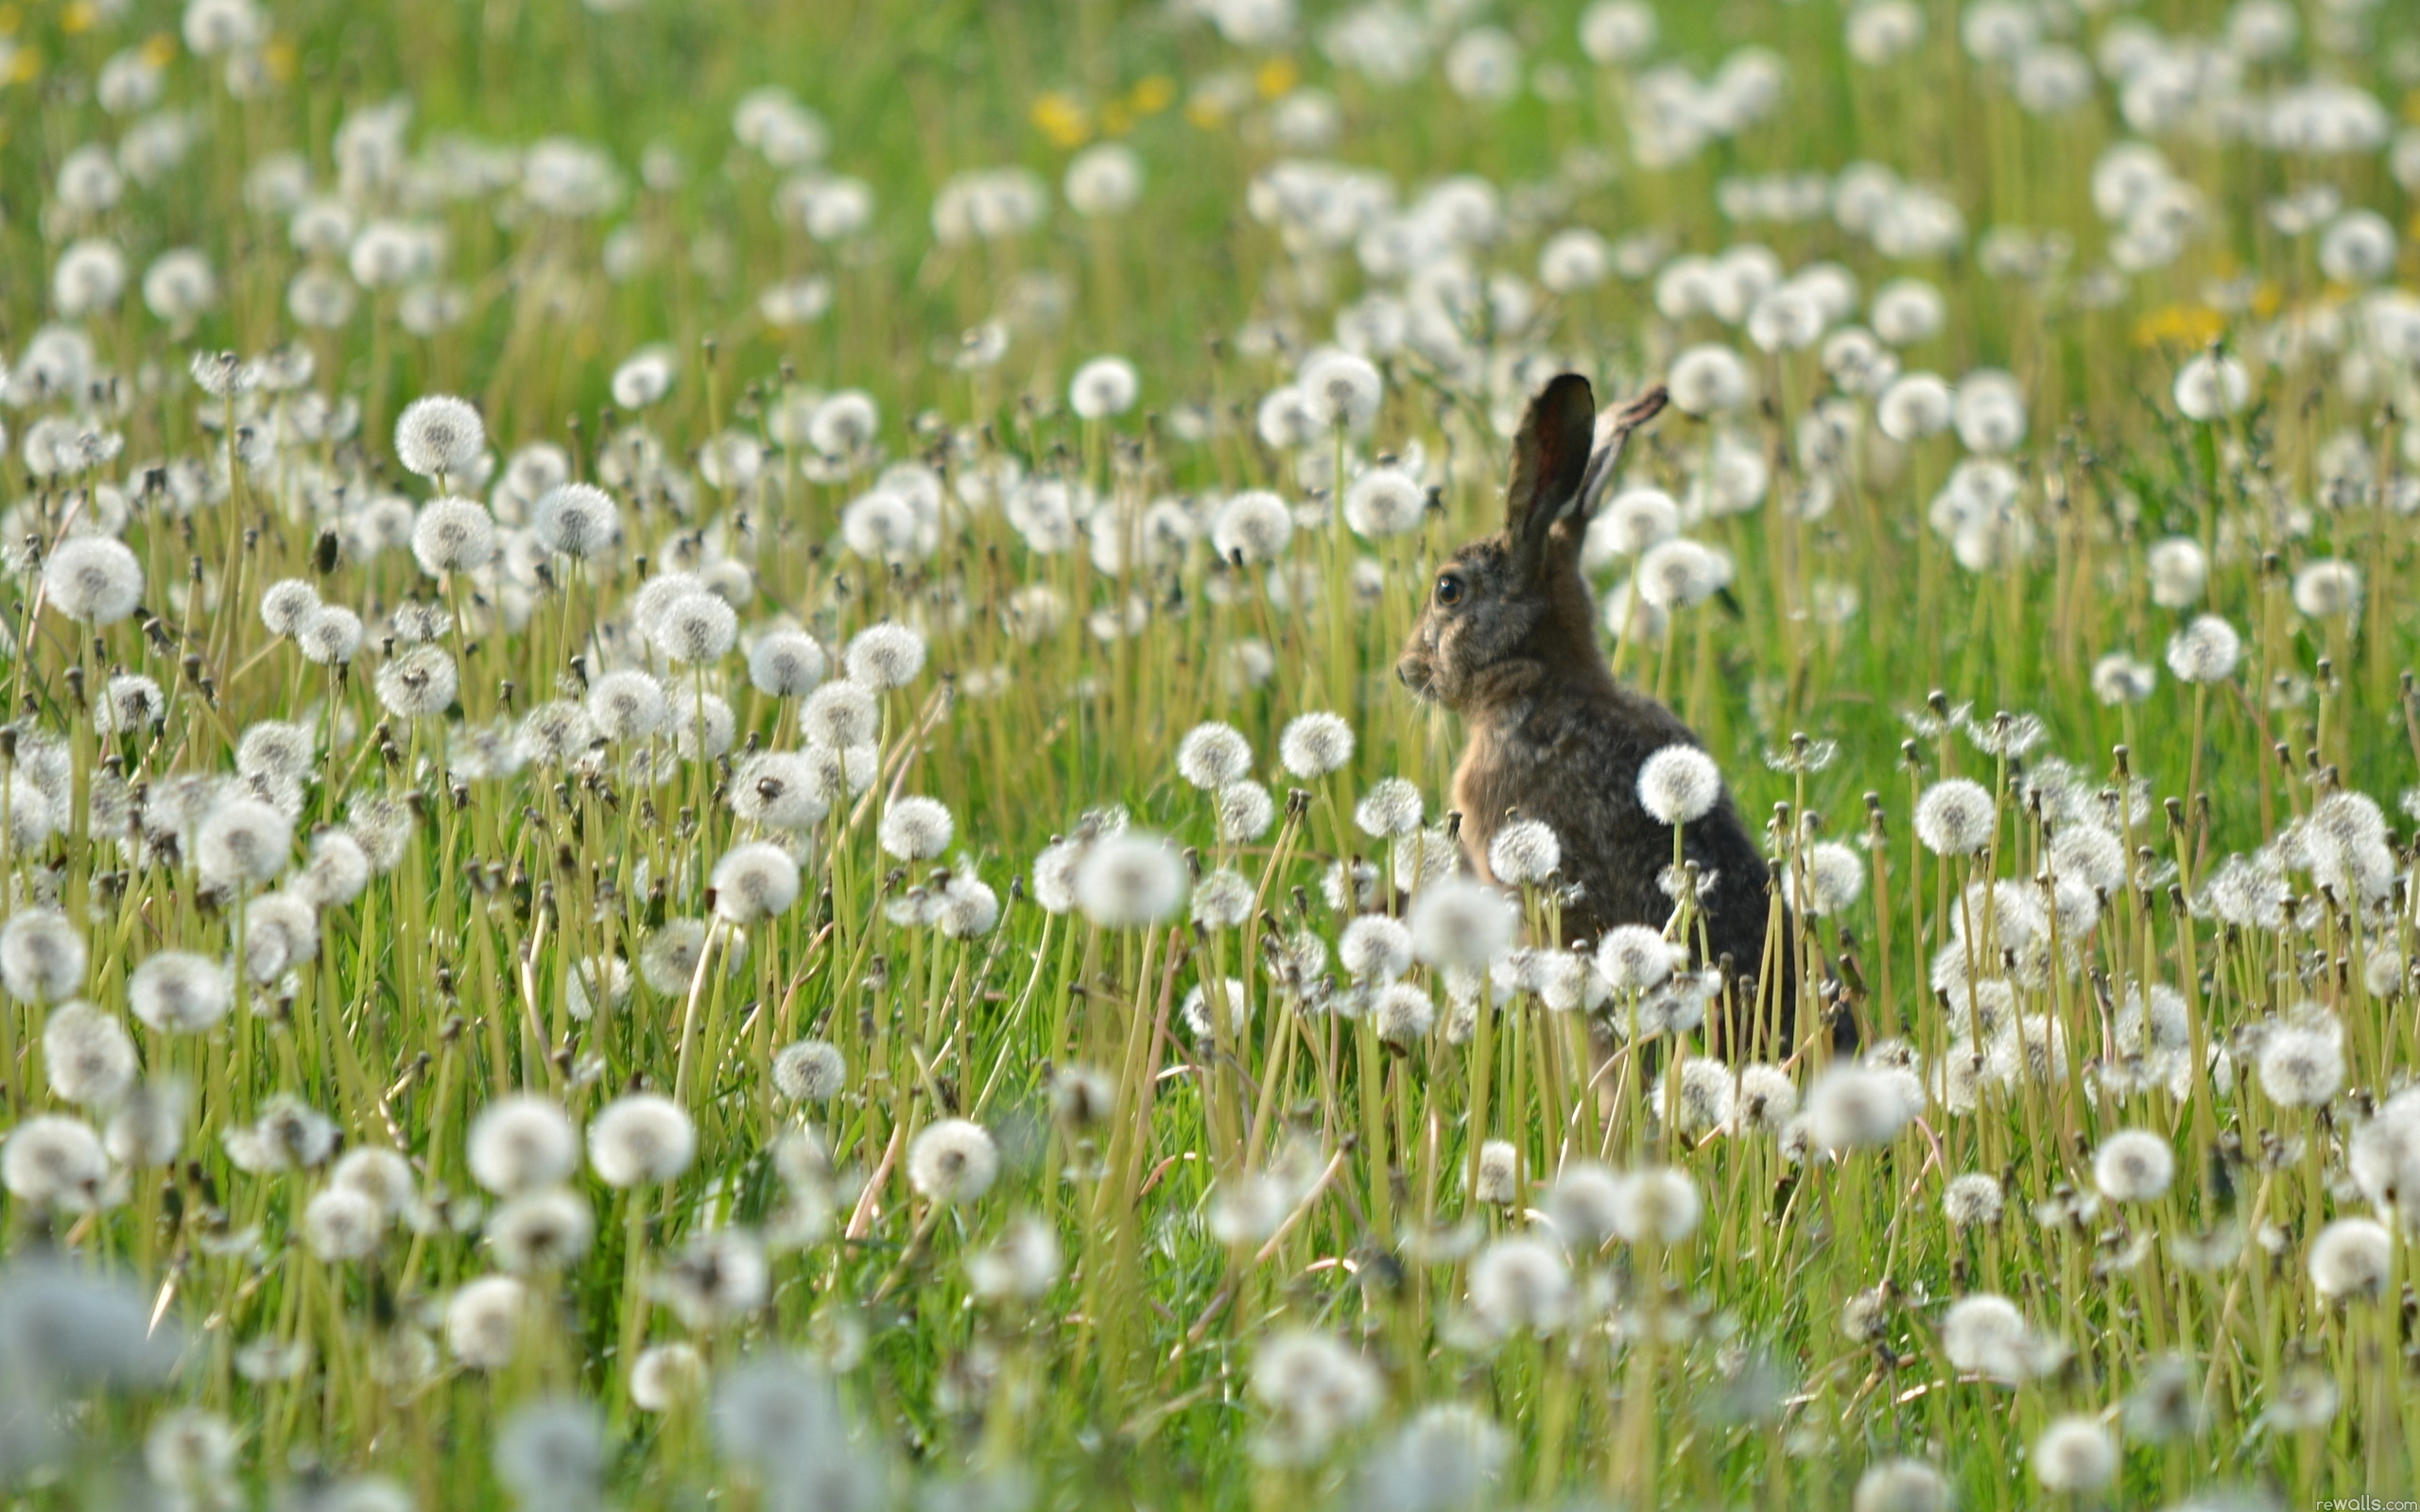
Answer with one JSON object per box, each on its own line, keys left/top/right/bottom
{"left": 1396, "top": 371, "right": 1826, "bottom": 1058}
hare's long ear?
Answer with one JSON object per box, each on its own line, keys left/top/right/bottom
{"left": 1575, "top": 385, "right": 1670, "bottom": 520}
{"left": 1505, "top": 372, "right": 1597, "bottom": 565}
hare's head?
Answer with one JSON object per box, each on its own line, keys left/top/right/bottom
{"left": 1396, "top": 374, "right": 1666, "bottom": 713}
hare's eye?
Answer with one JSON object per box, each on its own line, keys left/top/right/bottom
{"left": 1434, "top": 573, "right": 1465, "bottom": 608}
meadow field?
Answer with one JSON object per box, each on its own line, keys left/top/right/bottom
{"left": 0, "top": 0, "right": 2416, "bottom": 1505}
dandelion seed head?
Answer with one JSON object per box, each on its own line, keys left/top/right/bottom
{"left": 1074, "top": 831, "right": 1186, "bottom": 926}
{"left": 2166, "top": 614, "right": 2241, "bottom": 684}
{"left": 1343, "top": 467, "right": 1426, "bottom": 539}
{"left": 1177, "top": 722, "right": 1253, "bottom": 790}
{"left": 1069, "top": 355, "right": 1140, "bottom": 421}
{"left": 1635, "top": 538, "right": 1724, "bottom": 608}
{"left": 748, "top": 627, "right": 828, "bottom": 697}
{"left": 1468, "top": 1234, "right": 1571, "bottom": 1335}
{"left": 1913, "top": 778, "right": 1995, "bottom": 856}
{"left": 1, "top": 1114, "right": 108, "bottom": 1211}
{"left": 43, "top": 1002, "right": 135, "bottom": 1108}
{"left": 468, "top": 1095, "right": 579, "bottom": 1196}
{"left": 2031, "top": 1417, "right": 2117, "bottom": 1494}
{"left": 1214, "top": 490, "right": 1296, "bottom": 566}
{"left": 908, "top": 1118, "right": 999, "bottom": 1205}
{"left": 1942, "top": 1292, "right": 2043, "bottom": 1383}
{"left": 1215, "top": 780, "right": 1275, "bottom": 843}
{"left": 1250, "top": 1331, "right": 1384, "bottom": 1465}
{"left": 801, "top": 679, "right": 879, "bottom": 748}
{"left": 589, "top": 1094, "right": 697, "bottom": 1188}
{"left": 2093, "top": 1128, "right": 2177, "bottom": 1203}
{"left": 105, "top": 1079, "right": 189, "bottom": 1167}
{"left": 2292, "top": 558, "right": 2361, "bottom": 619}
{"left": 878, "top": 796, "right": 956, "bottom": 861}
{"left": 1807, "top": 1062, "right": 1913, "bottom": 1151}
{"left": 1637, "top": 745, "right": 1721, "bottom": 825}
{"left": 652, "top": 591, "right": 738, "bottom": 664}
{"left": 260, "top": 577, "right": 320, "bottom": 637}
{"left": 375, "top": 644, "right": 459, "bottom": 720}
{"left": 711, "top": 842, "right": 800, "bottom": 924}
{"left": 1, "top": 910, "right": 88, "bottom": 1002}
{"left": 2309, "top": 1216, "right": 2393, "bottom": 1301}
{"left": 845, "top": 622, "right": 927, "bottom": 689}
{"left": 772, "top": 1040, "right": 847, "bottom": 1104}
{"left": 1409, "top": 878, "right": 1516, "bottom": 969}
{"left": 443, "top": 1275, "right": 527, "bottom": 1371}
{"left": 2257, "top": 1021, "right": 2344, "bottom": 1108}
{"left": 1487, "top": 817, "right": 1562, "bottom": 885}
{"left": 631, "top": 1342, "right": 705, "bottom": 1413}
{"left": 394, "top": 395, "right": 486, "bottom": 478}
{"left": 1943, "top": 1172, "right": 2004, "bottom": 1228}
{"left": 1372, "top": 982, "right": 1436, "bottom": 1046}
{"left": 1353, "top": 777, "right": 1424, "bottom": 838}
{"left": 41, "top": 536, "right": 144, "bottom": 625}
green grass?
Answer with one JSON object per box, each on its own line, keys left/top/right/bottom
{"left": 0, "top": 0, "right": 2416, "bottom": 1507}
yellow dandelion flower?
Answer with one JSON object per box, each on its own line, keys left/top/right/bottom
{"left": 1255, "top": 57, "right": 1299, "bottom": 98}
{"left": 1129, "top": 76, "right": 1176, "bottom": 113}
{"left": 2133, "top": 305, "right": 2225, "bottom": 350}
{"left": 61, "top": 2, "right": 96, "bottom": 35}
{"left": 1030, "top": 91, "right": 1093, "bottom": 149}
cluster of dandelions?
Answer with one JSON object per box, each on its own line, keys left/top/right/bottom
{"left": 4, "top": 0, "right": 2420, "bottom": 1502}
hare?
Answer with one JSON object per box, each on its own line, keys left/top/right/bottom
{"left": 1396, "top": 372, "right": 1832, "bottom": 1057}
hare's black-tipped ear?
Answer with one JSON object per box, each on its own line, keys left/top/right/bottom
{"left": 1506, "top": 372, "right": 1597, "bottom": 561}
{"left": 1574, "top": 384, "right": 1669, "bottom": 520}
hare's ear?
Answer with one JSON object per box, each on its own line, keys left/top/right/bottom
{"left": 1574, "top": 385, "right": 1669, "bottom": 521}
{"left": 1505, "top": 372, "right": 1597, "bottom": 563}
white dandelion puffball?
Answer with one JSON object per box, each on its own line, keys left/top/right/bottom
{"left": 2173, "top": 352, "right": 2250, "bottom": 421}
{"left": 878, "top": 797, "right": 955, "bottom": 861}
{"left": 711, "top": 843, "right": 801, "bottom": 924}
{"left": 2165, "top": 614, "right": 2240, "bottom": 684}
{"left": 844, "top": 622, "right": 926, "bottom": 689}
{"left": 1344, "top": 467, "right": 1427, "bottom": 539}
{"left": 1637, "top": 745, "right": 1721, "bottom": 825}
{"left": 588, "top": 1093, "right": 698, "bottom": 1187}
{"left": 908, "top": 1118, "right": 998, "bottom": 1205}
{"left": 1667, "top": 345, "right": 1749, "bottom": 417}
{"left": 1074, "top": 832, "right": 1186, "bottom": 927}
{"left": 2031, "top": 1416, "right": 2117, "bottom": 1494}
{"left": 1278, "top": 711, "right": 1355, "bottom": 777}
{"left": 1177, "top": 722, "right": 1253, "bottom": 790}
{"left": 1912, "top": 778, "right": 1995, "bottom": 856}
{"left": 1069, "top": 355, "right": 1139, "bottom": 421}
{"left": 2308, "top": 1217, "right": 2393, "bottom": 1302}
{"left": 2292, "top": 560, "right": 2360, "bottom": 620}
{"left": 1213, "top": 490, "right": 1295, "bottom": 566}
{"left": 1408, "top": 877, "right": 1516, "bottom": 968}
{"left": 2092, "top": 1128, "right": 2176, "bottom": 1203}
{"left": 43, "top": 537, "right": 145, "bottom": 625}
{"left": 394, "top": 394, "right": 486, "bottom": 478}
{"left": 1487, "top": 819, "right": 1561, "bottom": 885}
{"left": 1298, "top": 349, "right": 1383, "bottom": 432}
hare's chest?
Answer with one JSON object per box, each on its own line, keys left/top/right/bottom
{"left": 1451, "top": 727, "right": 1531, "bottom": 884}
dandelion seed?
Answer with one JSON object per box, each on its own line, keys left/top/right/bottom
{"left": 908, "top": 1118, "right": 998, "bottom": 1205}
{"left": 105, "top": 1079, "right": 189, "bottom": 1167}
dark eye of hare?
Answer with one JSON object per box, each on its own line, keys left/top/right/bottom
{"left": 1434, "top": 572, "right": 1465, "bottom": 607}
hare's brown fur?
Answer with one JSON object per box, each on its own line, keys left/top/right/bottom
{"left": 1398, "top": 373, "right": 1830, "bottom": 1057}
